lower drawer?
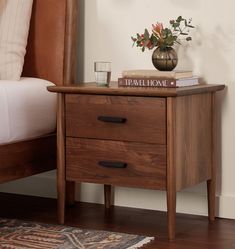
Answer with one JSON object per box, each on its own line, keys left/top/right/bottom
{"left": 66, "top": 138, "right": 166, "bottom": 190}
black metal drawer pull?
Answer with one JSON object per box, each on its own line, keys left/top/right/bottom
{"left": 98, "top": 161, "right": 127, "bottom": 169}
{"left": 97, "top": 116, "right": 127, "bottom": 123}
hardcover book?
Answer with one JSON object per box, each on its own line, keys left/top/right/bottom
{"left": 122, "top": 70, "right": 193, "bottom": 79}
{"left": 118, "top": 77, "right": 199, "bottom": 88}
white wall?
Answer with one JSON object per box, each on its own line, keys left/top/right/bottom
{"left": 1, "top": 0, "right": 235, "bottom": 219}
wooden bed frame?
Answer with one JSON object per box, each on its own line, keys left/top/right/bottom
{"left": 0, "top": 0, "right": 78, "bottom": 185}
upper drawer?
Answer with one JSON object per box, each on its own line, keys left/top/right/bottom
{"left": 65, "top": 94, "right": 166, "bottom": 144}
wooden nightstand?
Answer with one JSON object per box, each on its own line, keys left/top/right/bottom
{"left": 48, "top": 82, "right": 225, "bottom": 240}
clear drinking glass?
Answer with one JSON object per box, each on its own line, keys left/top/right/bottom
{"left": 94, "top": 61, "right": 111, "bottom": 86}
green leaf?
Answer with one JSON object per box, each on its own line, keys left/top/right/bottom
{"left": 151, "top": 34, "right": 158, "bottom": 47}
{"left": 165, "top": 36, "right": 175, "bottom": 46}
{"left": 172, "top": 22, "right": 180, "bottom": 28}
{"left": 162, "top": 28, "right": 172, "bottom": 39}
{"left": 176, "top": 16, "right": 183, "bottom": 22}
{"left": 144, "top": 29, "right": 150, "bottom": 39}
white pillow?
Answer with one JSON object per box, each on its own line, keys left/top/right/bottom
{"left": 0, "top": 0, "right": 33, "bottom": 80}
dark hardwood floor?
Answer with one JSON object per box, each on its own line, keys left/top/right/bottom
{"left": 0, "top": 192, "right": 234, "bottom": 248}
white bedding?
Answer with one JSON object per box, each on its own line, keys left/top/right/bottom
{"left": 0, "top": 77, "right": 56, "bottom": 145}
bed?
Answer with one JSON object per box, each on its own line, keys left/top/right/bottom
{"left": 0, "top": 0, "right": 78, "bottom": 200}
{"left": 0, "top": 78, "right": 56, "bottom": 145}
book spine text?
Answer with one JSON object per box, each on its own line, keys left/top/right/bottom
{"left": 118, "top": 78, "right": 177, "bottom": 87}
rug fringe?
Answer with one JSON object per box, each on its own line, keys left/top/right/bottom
{"left": 127, "top": 237, "right": 155, "bottom": 249}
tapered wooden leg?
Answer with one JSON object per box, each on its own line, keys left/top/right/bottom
{"left": 167, "top": 97, "right": 176, "bottom": 240}
{"left": 167, "top": 189, "right": 176, "bottom": 240}
{"left": 207, "top": 179, "right": 215, "bottom": 221}
{"left": 104, "top": 185, "right": 114, "bottom": 209}
{"left": 57, "top": 93, "right": 66, "bottom": 224}
{"left": 57, "top": 175, "right": 65, "bottom": 224}
{"left": 208, "top": 92, "right": 216, "bottom": 221}
{"left": 66, "top": 181, "right": 76, "bottom": 206}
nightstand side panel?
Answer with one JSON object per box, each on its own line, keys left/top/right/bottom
{"left": 174, "top": 93, "right": 212, "bottom": 191}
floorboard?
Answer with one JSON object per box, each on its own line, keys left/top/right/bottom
{"left": 0, "top": 192, "right": 234, "bottom": 248}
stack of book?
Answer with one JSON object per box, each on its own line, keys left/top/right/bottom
{"left": 118, "top": 70, "right": 199, "bottom": 88}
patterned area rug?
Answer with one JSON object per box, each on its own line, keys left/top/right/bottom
{"left": 0, "top": 218, "right": 154, "bottom": 249}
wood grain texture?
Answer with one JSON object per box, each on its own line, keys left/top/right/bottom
{"left": 48, "top": 82, "right": 225, "bottom": 96}
{"left": 0, "top": 135, "right": 56, "bottom": 183}
{"left": 65, "top": 94, "right": 166, "bottom": 144}
{"left": 66, "top": 138, "right": 167, "bottom": 190}
{"left": 56, "top": 84, "right": 224, "bottom": 239}
{"left": 174, "top": 93, "right": 212, "bottom": 191}
{"left": 166, "top": 97, "right": 176, "bottom": 240}
{"left": 57, "top": 94, "right": 66, "bottom": 224}
{"left": 62, "top": 0, "right": 79, "bottom": 203}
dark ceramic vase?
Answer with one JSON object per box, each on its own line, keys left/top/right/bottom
{"left": 152, "top": 47, "right": 178, "bottom": 71}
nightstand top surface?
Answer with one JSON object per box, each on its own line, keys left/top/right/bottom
{"left": 48, "top": 82, "right": 225, "bottom": 97}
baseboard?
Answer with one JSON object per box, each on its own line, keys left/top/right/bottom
{"left": 217, "top": 195, "right": 235, "bottom": 219}
{"left": 79, "top": 182, "right": 209, "bottom": 216}
{"left": 0, "top": 173, "right": 234, "bottom": 219}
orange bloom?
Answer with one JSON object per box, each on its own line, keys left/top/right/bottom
{"left": 152, "top": 22, "right": 163, "bottom": 37}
